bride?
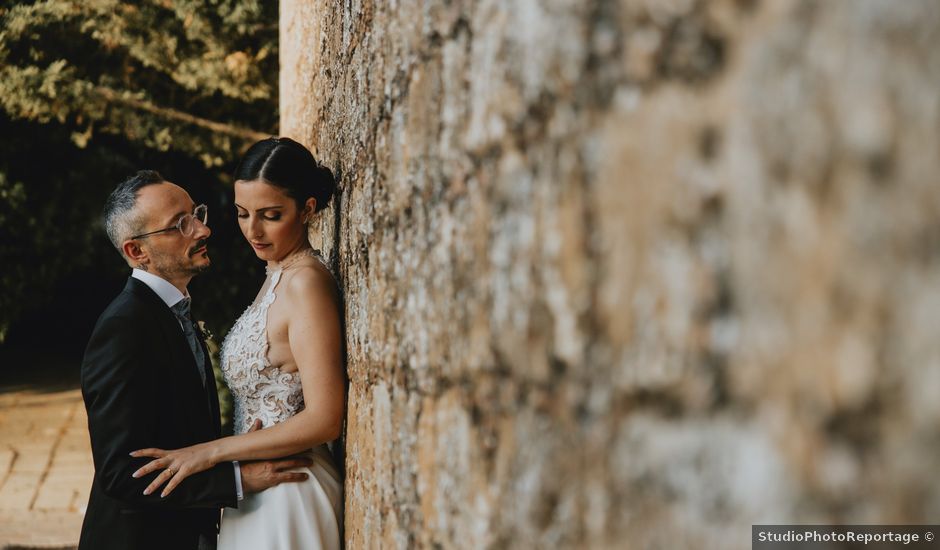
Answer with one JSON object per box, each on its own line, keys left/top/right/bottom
{"left": 130, "top": 137, "right": 345, "bottom": 549}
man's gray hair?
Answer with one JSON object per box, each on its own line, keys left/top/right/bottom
{"left": 103, "top": 170, "right": 165, "bottom": 252}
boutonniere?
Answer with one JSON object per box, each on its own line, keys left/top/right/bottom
{"left": 196, "top": 320, "right": 214, "bottom": 343}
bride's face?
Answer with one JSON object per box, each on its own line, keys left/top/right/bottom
{"left": 234, "top": 179, "right": 310, "bottom": 263}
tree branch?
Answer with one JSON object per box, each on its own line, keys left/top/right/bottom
{"left": 94, "top": 86, "right": 270, "bottom": 141}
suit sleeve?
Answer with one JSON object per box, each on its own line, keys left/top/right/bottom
{"left": 81, "top": 314, "right": 237, "bottom": 509}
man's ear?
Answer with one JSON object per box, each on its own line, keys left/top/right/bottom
{"left": 122, "top": 239, "right": 147, "bottom": 267}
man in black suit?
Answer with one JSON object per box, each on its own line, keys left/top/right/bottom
{"left": 79, "top": 171, "right": 310, "bottom": 550}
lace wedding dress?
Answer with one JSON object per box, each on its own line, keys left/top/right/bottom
{"left": 217, "top": 253, "right": 342, "bottom": 549}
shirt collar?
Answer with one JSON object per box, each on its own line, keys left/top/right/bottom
{"left": 131, "top": 269, "right": 188, "bottom": 309}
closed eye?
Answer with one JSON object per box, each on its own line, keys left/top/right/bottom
{"left": 234, "top": 207, "right": 281, "bottom": 220}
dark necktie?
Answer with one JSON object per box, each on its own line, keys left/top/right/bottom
{"left": 170, "top": 297, "right": 207, "bottom": 386}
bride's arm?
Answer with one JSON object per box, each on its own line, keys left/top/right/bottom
{"left": 131, "top": 266, "right": 345, "bottom": 497}
{"left": 213, "top": 266, "right": 346, "bottom": 461}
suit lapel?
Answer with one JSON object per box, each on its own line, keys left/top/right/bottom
{"left": 125, "top": 278, "right": 215, "bottom": 425}
{"left": 196, "top": 333, "right": 222, "bottom": 435}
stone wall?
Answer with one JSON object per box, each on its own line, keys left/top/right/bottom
{"left": 280, "top": 1, "right": 940, "bottom": 548}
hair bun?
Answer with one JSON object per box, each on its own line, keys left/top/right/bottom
{"left": 235, "top": 137, "right": 335, "bottom": 212}
{"left": 311, "top": 162, "right": 335, "bottom": 212}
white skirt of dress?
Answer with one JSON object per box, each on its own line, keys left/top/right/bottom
{"left": 218, "top": 445, "right": 343, "bottom": 550}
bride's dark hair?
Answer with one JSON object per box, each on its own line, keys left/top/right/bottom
{"left": 234, "top": 137, "right": 335, "bottom": 212}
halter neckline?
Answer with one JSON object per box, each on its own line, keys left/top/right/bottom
{"left": 265, "top": 248, "right": 317, "bottom": 276}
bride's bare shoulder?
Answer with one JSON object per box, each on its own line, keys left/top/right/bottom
{"left": 281, "top": 261, "right": 338, "bottom": 306}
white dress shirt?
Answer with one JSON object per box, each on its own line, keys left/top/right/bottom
{"left": 130, "top": 269, "right": 244, "bottom": 501}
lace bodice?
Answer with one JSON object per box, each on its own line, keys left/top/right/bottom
{"left": 221, "top": 262, "right": 307, "bottom": 435}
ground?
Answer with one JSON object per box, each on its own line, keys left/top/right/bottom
{"left": 0, "top": 356, "right": 91, "bottom": 550}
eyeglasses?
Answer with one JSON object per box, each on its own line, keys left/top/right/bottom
{"left": 130, "top": 204, "right": 208, "bottom": 240}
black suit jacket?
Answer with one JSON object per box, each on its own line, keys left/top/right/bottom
{"left": 79, "top": 277, "right": 237, "bottom": 550}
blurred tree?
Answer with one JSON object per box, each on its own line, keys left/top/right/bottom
{"left": 0, "top": 0, "right": 276, "bottom": 165}
{"left": 0, "top": 0, "right": 277, "bottom": 343}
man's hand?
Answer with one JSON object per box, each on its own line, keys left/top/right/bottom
{"left": 239, "top": 457, "right": 312, "bottom": 494}
{"left": 238, "top": 419, "right": 313, "bottom": 494}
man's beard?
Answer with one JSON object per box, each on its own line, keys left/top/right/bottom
{"left": 188, "top": 239, "right": 208, "bottom": 257}
{"left": 186, "top": 239, "right": 211, "bottom": 274}
{"left": 154, "top": 258, "right": 207, "bottom": 278}
{"left": 150, "top": 245, "right": 210, "bottom": 278}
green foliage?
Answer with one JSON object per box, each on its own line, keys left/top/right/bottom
{"left": 0, "top": 0, "right": 277, "bottom": 343}
{"left": 0, "top": 0, "right": 277, "bottom": 166}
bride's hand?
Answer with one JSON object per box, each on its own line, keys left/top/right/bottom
{"left": 129, "top": 442, "right": 216, "bottom": 498}
{"left": 129, "top": 419, "right": 263, "bottom": 498}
